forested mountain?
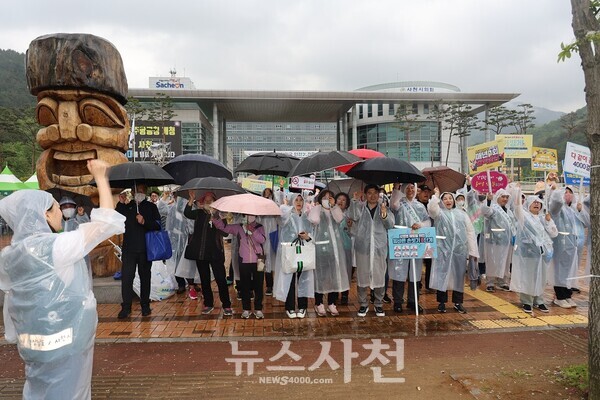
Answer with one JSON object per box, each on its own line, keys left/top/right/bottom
{"left": 0, "top": 49, "right": 35, "bottom": 108}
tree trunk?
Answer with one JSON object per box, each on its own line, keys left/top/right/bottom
{"left": 570, "top": 0, "right": 600, "bottom": 396}
{"left": 445, "top": 133, "right": 452, "bottom": 166}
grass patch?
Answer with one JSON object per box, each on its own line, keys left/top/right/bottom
{"left": 558, "top": 364, "right": 588, "bottom": 392}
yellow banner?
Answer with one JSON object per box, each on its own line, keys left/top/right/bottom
{"left": 467, "top": 140, "right": 505, "bottom": 174}
{"left": 531, "top": 147, "right": 558, "bottom": 172}
{"left": 241, "top": 178, "right": 272, "bottom": 194}
{"left": 496, "top": 134, "right": 533, "bottom": 159}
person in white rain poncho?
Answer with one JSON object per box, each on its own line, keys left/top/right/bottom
{"left": 510, "top": 195, "right": 557, "bottom": 313}
{"left": 274, "top": 193, "right": 315, "bottom": 319}
{"left": 427, "top": 189, "right": 479, "bottom": 313}
{"left": 480, "top": 188, "right": 516, "bottom": 292}
{"left": 389, "top": 182, "right": 431, "bottom": 314}
{"left": 548, "top": 186, "right": 589, "bottom": 308}
{"left": 258, "top": 187, "right": 279, "bottom": 296}
{"left": 0, "top": 160, "right": 125, "bottom": 400}
{"left": 347, "top": 184, "right": 394, "bottom": 318}
{"left": 165, "top": 196, "right": 195, "bottom": 293}
{"left": 308, "top": 189, "right": 349, "bottom": 317}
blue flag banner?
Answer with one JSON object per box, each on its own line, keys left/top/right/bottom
{"left": 388, "top": 227, "right": 437, "bottom": 260}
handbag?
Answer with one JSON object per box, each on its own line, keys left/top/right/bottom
{"left": 281, "top": 238, "right": 316, "bottom": 274}
{"left": 146, "top": 221, "right": 173, "bottom": 261}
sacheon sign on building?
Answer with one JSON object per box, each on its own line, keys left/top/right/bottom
{"left": 149, "top": 77, "right": 196, "bottom": 90}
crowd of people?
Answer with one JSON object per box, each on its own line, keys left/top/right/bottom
{"left": 120, "top": 172, "right": 589, "bottom": 320}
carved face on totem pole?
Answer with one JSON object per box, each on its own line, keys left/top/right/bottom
{"left": 26, "top": 33, "right": 130, "bottom": 199}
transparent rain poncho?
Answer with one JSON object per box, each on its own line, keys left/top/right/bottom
{"left": 257, "top": 214, "right": 278, "bottom": 273}
{"left": 347, "top": 198, "right": 394, "bottom": 289}
{"left": 510, "top": 195, "right": 558, "bottom": 296}
{"left": 427, "top": 193, "right": 478, "bottom": 292}
{"left": 307, "top": 203, "right": 349, "bottom": 293}
{"left": 273, "top": 193, "right": 315, "bottom": 301}
{"left": 480, "top": 188, "right": 517, "bottom": 280}
{"left": 548, "top": 187, "right": 589, "bottom": 288}
{"left": 0, "top": 190, "right": 124, "bottom": 399}
{"left": 388, "top": 184, "right": 431, "bottom": 282}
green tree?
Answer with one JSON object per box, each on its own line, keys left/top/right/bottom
{"left": 560, "top": 0, "right": 600, "bottom": 395}
{"left": 512, "top": 103, "right": 536, "bottom": 134}
{"left": 487, "top": 105, "right": 514, "bottom": 136}
{"left": 443, "top": 103, "right": 480, "bottom": 170}
{"left": 146, "top": 93, "right": 176, "bottom": 165}
{"left": 394, "top": 102, "right": 420, "bottom": 162}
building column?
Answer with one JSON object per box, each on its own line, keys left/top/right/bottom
{"left": 221, "top": 118, "right": 227, "bottom": 164}
{"left": 213, "top": 103, "right": 219, "bottom": 160}
{"left": 336, "top": 119, "right": 341, "bottom": 151}
{"left": 352, "top": 105, "right": 358, "bottom": 149}
{"left": 342, "top": 113, "right": 349, "bottom": 151}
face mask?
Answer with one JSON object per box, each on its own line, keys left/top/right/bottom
{"left": 134, "top": 193, "right": 146, "bottom": 203}
{"left": 477, "top": 195, "right": 486, "bottom": 202}
{"left": 456, "top": 200, "right": 465, "bottom": 208}
{"left": 321, "top": 199, "right": 330, "bottom": 209}
{"left": 62, "top": 208, "right": 75, "bottom": 219}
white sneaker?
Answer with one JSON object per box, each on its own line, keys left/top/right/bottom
{"left": 241, "top": 310, "right": 252, "bottom": 319}
{"left": 286, "top": 310, "right": 297, "bottom": 319}
{"left": 255, "top": 310, "right": 264, "bottom": 319}
{"left": 327, "top": 304, "right": 339, "bottom": 316}
{"left": 553, "top": 299, "right": 572, "bottom": 309}
{"left": 566, "top": 298, "right": 577, "bottom": 307}
{"left": 297, "top": 309, "right": 306, "bottom": 319}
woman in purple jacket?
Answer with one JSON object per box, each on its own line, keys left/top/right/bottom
{"left": 213, "top": 214, "right": 266, "bottom": 319}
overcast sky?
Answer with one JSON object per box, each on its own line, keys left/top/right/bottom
{"left": 0, "top": 0, "right": 586, "bottom": 113}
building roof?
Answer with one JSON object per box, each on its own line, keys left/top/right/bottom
{"left": 128, "top": 88, "right": 519, "bottom": 122}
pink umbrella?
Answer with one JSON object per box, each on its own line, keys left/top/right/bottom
{"left": 336, "top": 148, "right": 385, "bottom": 173}
{"left": 210, "top": 193, "right": 282, "bottom": 216}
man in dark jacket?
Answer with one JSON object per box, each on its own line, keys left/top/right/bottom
{"left": 116, "top": 183, "right": 161, "bottom": 318}
{"left": 184, "top": 191, "right": 232, "bottom": 315}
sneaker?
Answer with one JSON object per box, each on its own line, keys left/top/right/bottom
{"left": 375, "top": 306, "right": 385, "bottom": 317}
{"left": 223, "top": 308, "right": 233, "bottom": 316}
{"left": 297, "top": 309, "right": 307, "bottom": 319}
{"left": 481, "top": 273, "right": 487, "bottom": 281}
{"left": 314, "top": 304, "right": 327, "bottom": 317}
{"left": 265, "top": 287, "right": 273, "bottom": 296}
{"left": 202, "top": 306, "right": 214, "bottom": 314}
{"left": 382, "top": 294, "right": 392, "bottom": 304}
{"left": 499, "top": 284, "right": 510, "bottom": 291}
{"left": 522, "top": 304, "right": 533, "bottom": 314}
{"left": 189, "top": 286, "right": 198, "bottom": 300}
{"left": 286, "top": 310, "right": 297, "bottom": 319}
{"left": 486, "top": 286, "right": 495, "bottom": 292}
{"left": 454, "top": 303, "right": 467, "bottom": 314}
{"left": 241, "top": 310, "right": 252, "bottom": 319}
{"left": 437, "top": 303, "right": 446, "bottom": 313}
{"left": 357, "top": 306, "right": 368, "bottom": 317}
{"left": 255, "top": 310, "right": 264, "bottom": 319}
{"left": 553, "top": 299, "right": 572, "bottom": 309}
{"left": 327, "top": 304, "right": 339, "bottom": 316}
{"left": 117, "top": 308, "right": 131, "bottom": 319}
{"left": 534, "top": 303, "right": 550, "bottom": 313}
{"left": 113, "top": 271, "right": 122, "bottom": 280}
{"left": 141, "top": 305, "right": 152, "bottom": 317}
{"left": 394, "top": 304, "right": 403, "bottom": 313}
{"left": 566, "top": 298, "right": 577, "bottom": 307}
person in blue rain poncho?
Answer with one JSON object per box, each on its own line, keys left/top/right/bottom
{"left": 510, "top": 194, "right": 558, "bottom": 313}
{"left": 307, "top": 189, "right": 349, "bottom": 317}
{"left": 0, "top": 160, "right": 125, "bottom": 400}
{"left": 427, "top": 189, "right": 479, "bottom": 314}
{"left": 389, "top": 182, "right": 431, "bottom": 314}
{"left": 548, "top": 186, "right": 589, "bottom": 308}
{"left": 273, "top": 192, "right": 315, "bottom": 319}
{"left": 480, "top": 188, "right": 517, "bottom": 292}
{"left": 347, "top": 184, "right": 394, "bottom": 318}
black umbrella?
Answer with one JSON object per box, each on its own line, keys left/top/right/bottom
{"left": 325, "top": 178, "right": 365, "bottom": 196}
{"left": 175, "top": 177, "right": 246, "bottom": 199}
{"left": 101, "top": 162, "right": 175, "bottom": 189}
{"left": 287, "top": 151, "right": 362, "bottom": 177}
{"left": 163, "top": 154, "right": 232, "bottom": 184}
{"left": 345, "top": 157, "right": 426, "bottom": 185}
{"left": 235, "top": 151, "right": 300, "bottom": 177}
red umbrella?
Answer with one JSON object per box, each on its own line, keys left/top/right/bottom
{"left": 336, "top": 148, "right": 385, "bottom": 173}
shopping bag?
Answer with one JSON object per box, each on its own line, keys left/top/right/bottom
{"left": 146, "top": 222, "right": 173, "bottom": 261}
{"left": 281, "top": 239, "right": 316, "bottom": 274}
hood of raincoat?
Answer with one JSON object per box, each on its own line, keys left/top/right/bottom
{"left": 493, "top": 188, "right": 511, "bottom": 204}
{"left": 439, "top": 191, "right": 456, "bottom": 208}
{"left": 525, "top": 195, "right": 543, "bottom": 210}
{"left": 0, "top": 190, "right": 54, "bottom": 244}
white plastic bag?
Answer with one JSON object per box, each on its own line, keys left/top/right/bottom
{"left": 133, "top": 260, "right": 178, "bottom": 301}
{"left": 281, "top": 240, "right": 316, "bottom": 274}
